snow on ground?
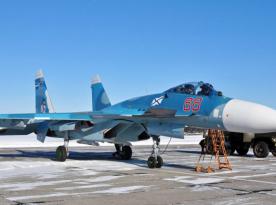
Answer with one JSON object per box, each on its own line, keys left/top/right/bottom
{"left": 0, "top": 160, "right": 138, "bottom": 180}
{"left": 0, "top": 134, "right": 203, "bottom": 148}
{"left": 164, "top": 176, "right": 225, "bottom": 185}
{"left": 92, "top": 186, "right": 150, "bottom": 194}
{"left": 0, "top": 152, "right": 152, "bottom": 202}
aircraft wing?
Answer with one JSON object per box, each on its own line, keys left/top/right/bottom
{"left": 0, "top": 107, "right": 183, "bottom": 123}
{"left": 0, "top": 107, "right": 192, "bottom": 132}
{"left": 0, "top": 113, "right": 94, "bottom": 142}
{"left": 0, "top": 107, "right": 188, "bottom": 143}
{"left": 0, "top": 113, "right": 92, "bottom": 121}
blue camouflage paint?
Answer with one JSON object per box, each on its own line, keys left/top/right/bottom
{"left": 0, "top": 76, "right": 235, "bottom": 144}
{"left": 91, "top": 81, "right": 111, "bottom": 111}
{"left": 101, "top": 82, "right": 232, "bottom": 130}
{"left": 35, "top": 76, "right": 49, "bottom": 114}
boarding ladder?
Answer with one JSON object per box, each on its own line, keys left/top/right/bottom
{"left": 196, "top": 129, "right": 232, "bottom": 173}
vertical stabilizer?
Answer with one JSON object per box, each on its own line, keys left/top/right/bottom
{"left": 91, "top": 75, "right": 111, "bottom": 111}
{"left": 35, "top": 70, "right": 55, "bottom": 114}
{"left": 35, "top": 70, "right": 55, "bottom": 143}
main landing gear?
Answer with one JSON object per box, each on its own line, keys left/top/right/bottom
{"left": 56, "top": 132, "right": 69, "bottom": 162}
{"left": 147, "top": 136, "right": 164, "bottom": 169}
{"left": 113, "top": 144, "right": 133, "bottom": 160}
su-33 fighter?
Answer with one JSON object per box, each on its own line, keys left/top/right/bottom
{"left": 0, "top": 70, "right": 276, "bottom": 168}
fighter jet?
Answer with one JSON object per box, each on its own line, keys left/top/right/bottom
{"left": 0, "top": 70, "right": 276, "bottom": 168}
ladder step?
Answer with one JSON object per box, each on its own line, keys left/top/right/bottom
{"left": 195, "top": 129, "right": 232, "bottom": 173}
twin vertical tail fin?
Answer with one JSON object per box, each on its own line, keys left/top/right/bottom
{"left": 34, "top": 71, "right": 110, "bottom": 142}
{"left": 35, "top": 70, "right": 55, "bottom": 114}
{"left": 35, "top": 70, "right": 55, "bottom": 143}
{"left": 91, "top": 75, "right": 111, "bottom": 111}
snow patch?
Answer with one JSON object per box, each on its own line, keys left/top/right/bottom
{"left": 7, "top": 193, "right": 70, "bottom": 201}
{"left": 0, "top": 160, "right": 137, "bottom": 181}
{"left": 0, "top": 180, "right": 71, "bottom": 191}
{"left": 82, "top": 176, "right": 124, "bottom": 183}
{"left": 191, "top": 185, "right": 219, "bottom": 192}
{"left": 92, "top": 186, "right": 149, "bottom": 194}
{"left": 55, "top": 184, "right": 111, "bottom": 191}
{"left": 7, "top": 186, "right": 151, "bottom": 201}
{"left": 164, "top": 176, "right": 224, "bottom": 185}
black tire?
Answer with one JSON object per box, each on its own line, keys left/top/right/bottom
{"left": 253, "top": 141, "right": 269, "bottom": 158}
{"left": 156, "top": 156, "right": 163, "bottom": 168}
{"left": 56, "top": 146, "right": 67, "bottom": 162}
{"left": 271, "top": 150, "right": 276, "bottom": 157}
{"left": 199, "top": 139, "right": 206, "bottom": 153}
{"left": 147, "top": 156, "right": 156, "bottom": 169}
{"left": 121, "top": 146, "right": 132, "bottom": 160}
{"left": 236, "top": 146, "right": 249, "bottom": 156}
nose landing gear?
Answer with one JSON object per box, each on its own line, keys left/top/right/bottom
{"left": 147, "top": 136, "right": 164, "bottom": 169}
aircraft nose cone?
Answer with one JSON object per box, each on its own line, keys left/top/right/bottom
{"left": 222, "top": 99, "right": 276, "bottom": 133}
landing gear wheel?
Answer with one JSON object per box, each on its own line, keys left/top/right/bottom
{"left": 271, "top": 150, "right": 276, "bottom": 157}
{"left": 236, "top": 146, "right": 249, "bottom": 156}
{"left": 147, "top": 156, "right": 157, "bottom": 169}
{"left": 147, "top": 136, "right": 164, "bottom": 169}
{"left": 156, "top": 156, "right": 163, "bottom": 168}
{"left": 56, "top": 146, "right": 67, "bottom": 162}
{"left": 121, "top": 146, "right": 132, "bottom": 160}
{"left": 253, "top": 141, "right": 269, "bottom": 158}
{"left": 147, "top": 156, "right": 163, "bottom": 168}
{"left": 199, "top": 139, "right": 208, "bottom": 154}
{"left": 113, "top": 145, "right": 132, "bottom": 160}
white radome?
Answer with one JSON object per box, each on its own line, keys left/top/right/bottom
{"left": 223, "top": 99, "right": 276, "bottom": 133}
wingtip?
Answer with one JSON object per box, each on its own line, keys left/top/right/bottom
{"left": 91, "top": 74, "right": 101, "bottom": 84}
{"left": 36, "top": 69, "right": 44, "bottom": 79}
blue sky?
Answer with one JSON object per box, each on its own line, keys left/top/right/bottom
{"left": 0, "top": 0, "right": 275, "bottom": 113}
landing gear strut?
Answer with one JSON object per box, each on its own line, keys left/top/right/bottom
{"left": 147, "top": 136, "right": 163, "bottom": 169}
{"left": 56, "top": 132, "right": 69, "bottom": 162}
{"left": 113, "top": 144, "right": 132, "bottom": 160}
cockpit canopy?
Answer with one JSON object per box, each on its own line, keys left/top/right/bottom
{"left": 166, "top": 81, "right": 223, "bottom": 96}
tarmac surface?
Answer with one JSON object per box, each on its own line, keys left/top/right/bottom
{"left": 0, "top": 145, "right": 275, "bottom": 205}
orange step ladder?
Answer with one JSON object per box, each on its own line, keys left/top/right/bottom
{"left": 196, "top": 129, "right": 232, "bottom": 173}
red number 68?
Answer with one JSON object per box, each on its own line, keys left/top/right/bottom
{"left": 183, "top": 97, "right": 203, "bottom": 112}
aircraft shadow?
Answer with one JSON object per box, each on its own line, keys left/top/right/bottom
{"left": 0, "top": 150, "right": 150, "bottom": 168}
{"left": 0, "top": 150, "right": 121, "bottom": 161}
{"left": 176, "top": 150, "right": 202, "bottom": 155}
{"left": 0, "top": 150, "right": 202, "bottom": 171}
{"left": 164, "top": 163, "right": 197, "bottom": 171}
